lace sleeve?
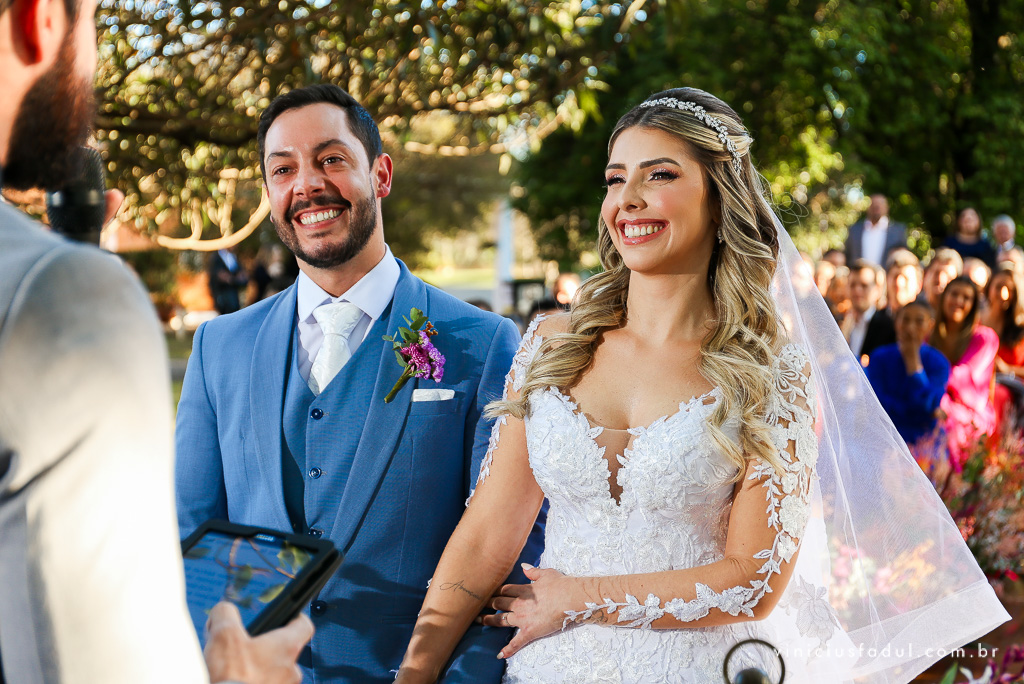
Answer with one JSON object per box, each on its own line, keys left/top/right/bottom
{"left": 466, "top": 314, "right": 551, "bottom": 504}
{"left": 563, "top": 344, "right": 818, "bottom": 628}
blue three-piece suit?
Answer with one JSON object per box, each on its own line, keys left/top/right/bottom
{"left": 175, "top": 261, "right": 541, "bottom": 683}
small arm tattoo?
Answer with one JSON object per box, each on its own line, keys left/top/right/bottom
{"left": 438, "top": 579, "right": 484, "bottom": 601}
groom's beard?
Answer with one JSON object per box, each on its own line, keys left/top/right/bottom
{"left": 273, "top": 191, "right": 377, "bottom": 269}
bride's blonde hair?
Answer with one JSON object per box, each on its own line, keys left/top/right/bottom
{"left": 491, "top": 87, "right": 785, "bottom": 475}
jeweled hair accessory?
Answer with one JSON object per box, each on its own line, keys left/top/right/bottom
{"left": 639, "top": 97, "right": 744, "bottom": 172}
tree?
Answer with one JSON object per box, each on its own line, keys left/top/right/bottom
{"left": 513, "top": 0, "right": 1024, "bottom": 266}
{"left": 94, "top": 0, "right": 629, "bottom": 251}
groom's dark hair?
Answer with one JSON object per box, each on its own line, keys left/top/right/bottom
{"left": 257, "top": 84, "right": 383, "bottom": 180}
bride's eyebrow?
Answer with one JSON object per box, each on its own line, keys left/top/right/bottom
{"left": 605, "top": 157, "right": 681, "bottom": 172}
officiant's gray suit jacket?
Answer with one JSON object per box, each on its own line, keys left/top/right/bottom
{"left": 0, "top": 204, "right": 207, "bottom": 684}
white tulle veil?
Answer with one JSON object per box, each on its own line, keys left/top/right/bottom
{"left": 764, "top": 219, "right": 1010, "bottom": 682}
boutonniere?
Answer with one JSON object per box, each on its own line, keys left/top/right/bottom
{"left": 382, "top": 308, "right": 446, "bottom": 403}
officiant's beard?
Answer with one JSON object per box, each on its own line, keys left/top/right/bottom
{"left": 5, "top": 40, "right": 93, "bottom": 191}
{"left": 273, "top": 193, "right": 377, "bottom": 269}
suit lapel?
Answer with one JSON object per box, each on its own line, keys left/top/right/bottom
{"left": 249, "top": 285, "right": 297, "bottom": 528}
{"left": 332, "top": 263, "right": 426, "bottom": 552}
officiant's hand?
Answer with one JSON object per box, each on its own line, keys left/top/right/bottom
{"left": 480, "top": 564, "right": 590, "bottom": 659}
{"left": 204, "top": 601, "right": 314, "bottom": 684}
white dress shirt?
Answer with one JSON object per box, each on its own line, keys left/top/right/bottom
{"left": 861, "top": 216, "right": 889, "bottom": 266}
{"left": 848, "top": 306, "right": 876, "bottom": 358}
{"left": 296, "top": 246, "right": 400, "bottom": 382}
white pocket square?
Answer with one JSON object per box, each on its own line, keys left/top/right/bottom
{"left": 412, "top": 388, "right": 455, "bottom": 402}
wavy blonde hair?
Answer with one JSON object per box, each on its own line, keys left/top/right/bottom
{"left": 491, "top": 87, "right": 785, "bottom": 475}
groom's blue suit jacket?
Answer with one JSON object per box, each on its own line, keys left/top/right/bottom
{"left": 175, "top": 261, "right": 541, "bottom": 683}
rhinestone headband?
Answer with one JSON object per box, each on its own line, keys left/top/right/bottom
{"left": 639, "top": 97, "right": 744, "bottom": 172}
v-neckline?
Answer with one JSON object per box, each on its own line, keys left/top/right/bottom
{"left": 543, "top": 385, "right": 721, "bottom": 507}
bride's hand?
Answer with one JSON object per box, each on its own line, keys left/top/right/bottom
{"left": 479, "top": 564, "right": 589, "bottom": 659}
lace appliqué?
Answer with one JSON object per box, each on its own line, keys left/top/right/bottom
{"left": 466, "top": 314, "right": 551, "bottom": 504}
{"left": 560, "top": 344, "right": 818, "bottom": 629}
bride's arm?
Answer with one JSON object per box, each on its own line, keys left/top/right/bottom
{"left": 395, "top": 319, "right": 554, "bottom": 683}
{"left": 483, "top": 347, "right": 818, "bottom": 658}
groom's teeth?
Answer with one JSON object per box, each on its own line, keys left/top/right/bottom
{"left": 299, "top": 209, "right": 341, "bottom": 226}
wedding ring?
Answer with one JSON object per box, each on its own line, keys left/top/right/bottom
{"left": 502, "top": 612, "right": 510, "bottom": 625}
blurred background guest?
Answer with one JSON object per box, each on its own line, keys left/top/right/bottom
{"left": 943, "top": 207, "right": 996, "bottom": 267}
{"left": 993, "top": 214, "right": 1018, "bottom": 263}
{"left": 884, "top": 248, "right": 923, "bottom": 316}
{"left": 867, "top": 300, "right": 949, "bottom": 450}
{"left": 963, "top": 257, "right": 992, "bottom": 296}
{"left": 930, "top": 276, "right": 998, "bottom": 468}
{"left": 922, "top": 247, "right": 964, "bottom": 312}
{"left": 981, "top": 266, "right": 1024, "bottom": 432}
{"left": 843, "top": 259, "right": 895, "bottom": 364}
{"left": 826, "top": 264, "right": 851, "bottom": 323}
{"left": 823, "top": 247, "right": 847, "bottom": 269}
{"left": 207, "top": 246, "right": 249, "bottom": 314}
{"left": 551, "top": 271, "right": 581, "bottom": 309}
{"left": 815, "top": 258, "right": 836, "bottom": 298}
{"left": 844, "top": 193, "right": 907, "bottom": 267}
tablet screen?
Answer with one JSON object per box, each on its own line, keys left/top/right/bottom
{"left": 183, "top": 530, "right": 316, "bottom": 646}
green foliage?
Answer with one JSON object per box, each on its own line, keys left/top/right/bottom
{"left": 96, "top": 0, "right": 624, "bottom": 250}
{"left": 513, "top": 0, "right": 1024, "bottom": 266}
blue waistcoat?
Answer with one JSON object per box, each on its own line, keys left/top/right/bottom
{"left": 281, "top": 313, "right": 388, "bottom": 535}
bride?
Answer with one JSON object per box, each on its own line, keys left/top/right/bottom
{"left": 395, "top": 88, "right": 1008, "bottom": 683}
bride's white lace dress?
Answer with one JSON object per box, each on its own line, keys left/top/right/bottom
{"left": 482, "top": 316, "right": 846, "bottom": 684}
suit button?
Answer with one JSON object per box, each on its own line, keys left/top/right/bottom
{"left": 310, "top": 600, "right": 327, "bottom": 616}
{"left": 310, "top": 408, "right": 324, "bottom": 419}
{"left": 308, "top": 528, "right": 323, "bottom": 538}
{"left": 308, "top": 467, "right": 322, "bottom": 479}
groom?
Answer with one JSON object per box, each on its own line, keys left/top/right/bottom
{"left": 175, "top": 84, "right": 537, "bottom": 683}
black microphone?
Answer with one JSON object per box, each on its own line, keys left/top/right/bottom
{"left": 723, "top": 639, "right": 786, "bottom": 684}
{"left": 45, "top": 147, "right": 106, "bottom": 245}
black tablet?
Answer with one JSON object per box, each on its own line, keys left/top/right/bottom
{"left": 181, "top": 519, "right": 342, "bottom": 646}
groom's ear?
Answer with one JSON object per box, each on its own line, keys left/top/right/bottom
{"left": 372, "top": 153, "right": 393, "bottom": 199}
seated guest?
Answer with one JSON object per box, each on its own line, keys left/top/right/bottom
{"left": 922, "top": 247, "right": 964, "bottom": 312}
{"left": 943, "top": 207, "right": 996, "bottom": 267}
{"left": 823, "top": 247, "right": 847, "bottom": 268}
{"left": 867, "top": 301, "right": 950, "bottom": 447}
{"left": 930, "top": 276, "right": 999, "bottom": 468}
{"left": 983, "top": 266, "right": 1024, "bottom": 378}
{"left": 815, "top": 258, "right": 836, "bottom": 298}
{"left": 963, "top": 257, "right": 992, "bottom": 298}
{"left": 981, "top": 266, "right": 1024, "bottom": 431}
{"left": 992, "top": 214, "right": 1018, "bottom": 265}
{"left": 885, "top": 248, "right": 923, "bottom": 315}
{"left": 843, "top": 260, "right": 895, "bottom": 364}
{"left": 826, "top": 265, "right": 851, "bottom": 323}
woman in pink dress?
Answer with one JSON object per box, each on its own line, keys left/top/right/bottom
{"left": 930, "top": 275, "right": 998, "bottom": 467}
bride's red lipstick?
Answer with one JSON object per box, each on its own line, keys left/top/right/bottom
{"left": 617, "top": 219, "right": 668, "bottom": 245}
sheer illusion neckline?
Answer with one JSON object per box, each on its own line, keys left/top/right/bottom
{"left": 543, "top": 385, "right": 722, "bottom": 507}
{"left": 548, "top": 385, "right": 722, "bottom": 434}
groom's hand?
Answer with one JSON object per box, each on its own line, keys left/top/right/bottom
{"left": 479, "top": 564, "right": 589, "bottom": 659}
{"left": 204, "top": 601, "right": 313, "bottom": 684}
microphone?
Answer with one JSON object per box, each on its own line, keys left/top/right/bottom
{"left": 723, "top": 639, "right": 786, "bottom": 684}
{"left": 45, "top": 147, "right": 107, "bottom": 245}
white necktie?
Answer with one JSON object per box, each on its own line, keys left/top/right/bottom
{"left": 308, "top": 301, "right": 363, "bottom": 395}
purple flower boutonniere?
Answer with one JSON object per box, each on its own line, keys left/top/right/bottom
{"left": 382, "top": 307, "right": 446, "bottom": 403}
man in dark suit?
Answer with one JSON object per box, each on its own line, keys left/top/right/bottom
{"left": 844, "top": 260, "right": 896, "bottom": 365}
{"left": 208, "top": 246, "right": 249, "bottom": 314}
{"left": 845, "top": 194, "right": 907, "bottom": 267}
